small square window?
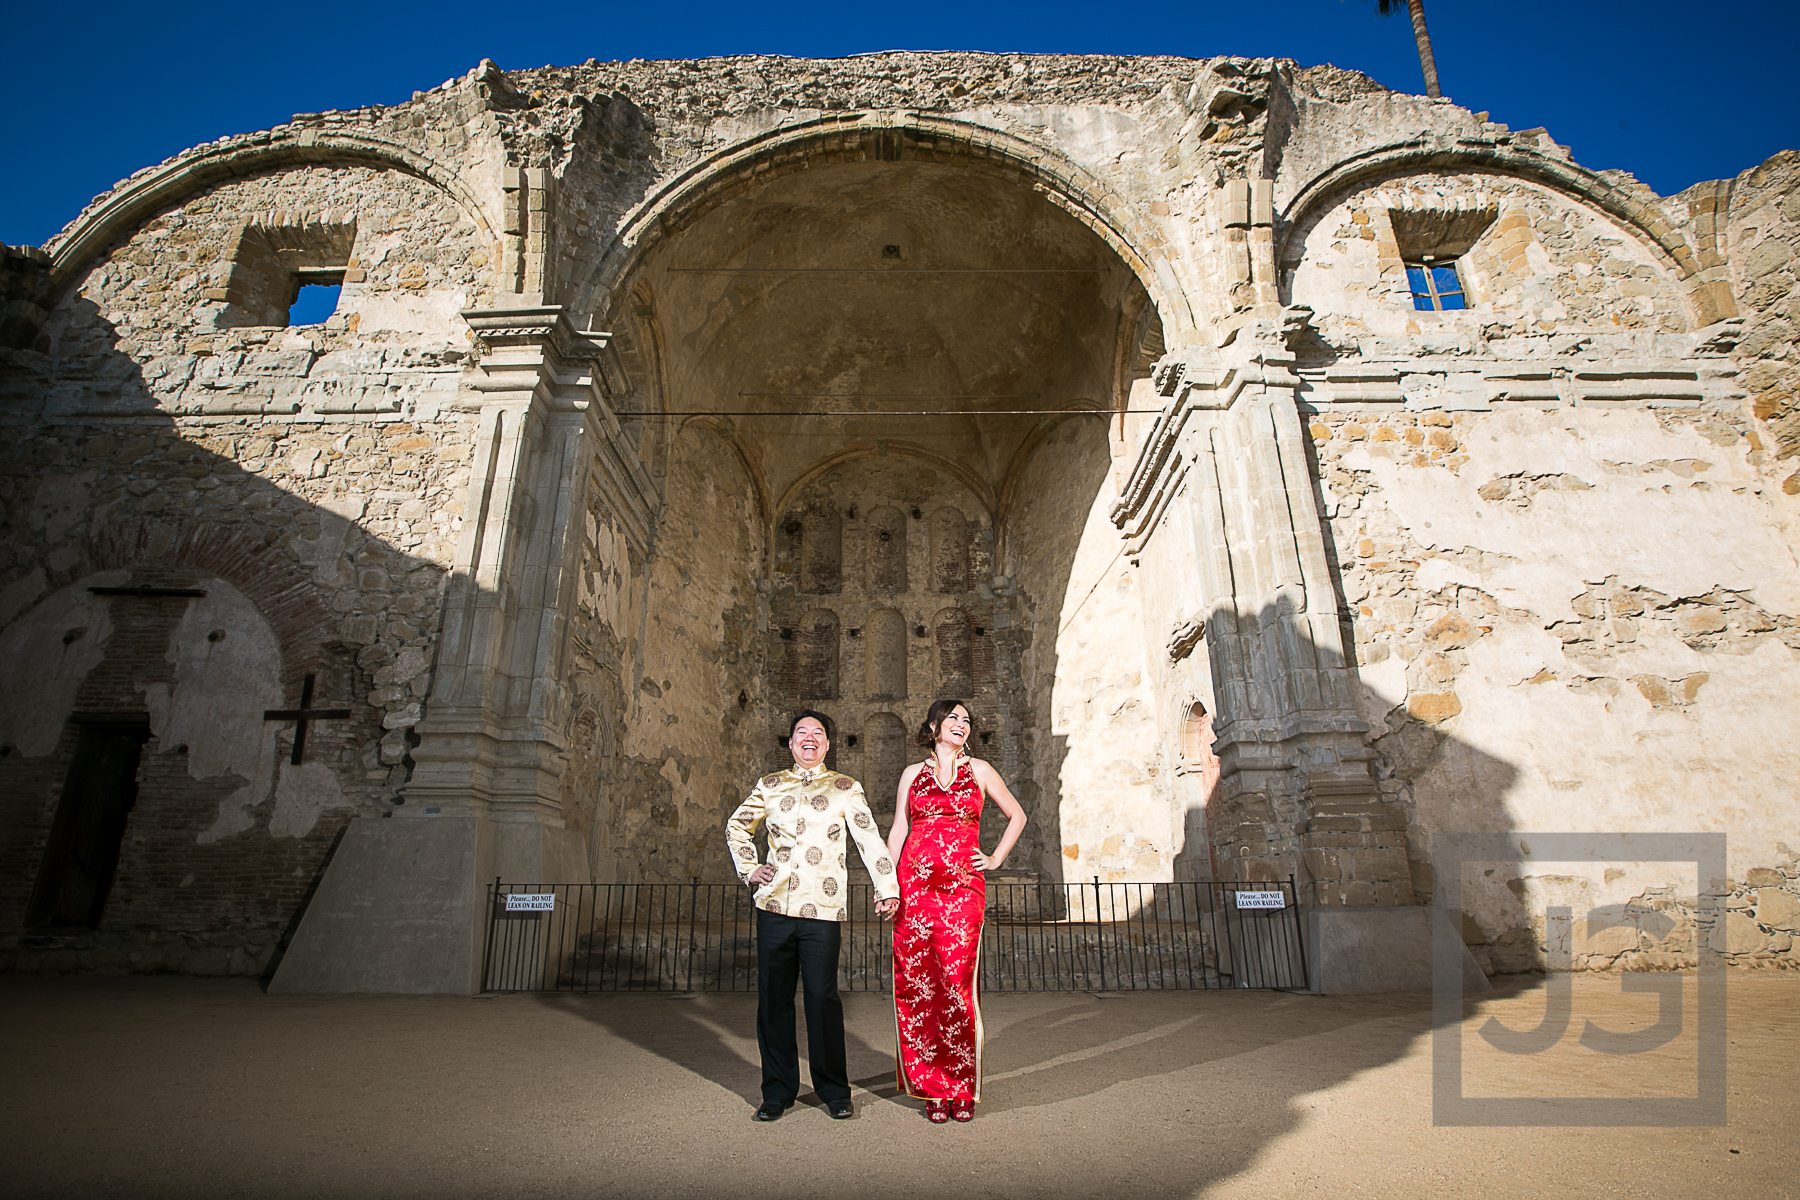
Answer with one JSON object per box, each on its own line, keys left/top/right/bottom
{"left": 288, "top": 269, "right": 344, "bottom": 327}
{"left": 1406, "top": 261, "right": 1466, "bottom": 311}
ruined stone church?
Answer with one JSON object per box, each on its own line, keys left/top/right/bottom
{"left": 2, "top": 51, "right": 1796, "bottom": 992}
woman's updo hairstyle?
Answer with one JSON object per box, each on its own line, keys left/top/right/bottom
{"left": 914, "top": 698, "right": 976, "bottom": 749}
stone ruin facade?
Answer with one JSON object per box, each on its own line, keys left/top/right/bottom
{"left": 0, "top": 52, "right": 1796, "bottom": 990}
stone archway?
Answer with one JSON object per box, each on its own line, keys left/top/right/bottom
{"left": 592, "top": 140, "right": 1171, "bottom": 884}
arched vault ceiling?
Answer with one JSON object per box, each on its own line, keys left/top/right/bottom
{"left": 629, "top": 159, "right": 1141, "bottom": 500}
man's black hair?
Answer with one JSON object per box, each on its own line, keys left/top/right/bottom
{"left": 788, "top": 709, "right": 833, "bottom": 740}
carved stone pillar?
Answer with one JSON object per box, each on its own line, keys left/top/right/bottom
{"left": 1113, "top": 309, "right": 1402, "bottom": 909}
{"left": 270, "top": 304, "right": 657, "bottom": 994}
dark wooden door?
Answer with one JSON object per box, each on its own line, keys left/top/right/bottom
{"left": 28, "top": 720, "right": 151, "bottom": 929}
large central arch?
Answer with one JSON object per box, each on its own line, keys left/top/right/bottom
{"left": 586, "top": 118, "right": 1177, "bottom": 886}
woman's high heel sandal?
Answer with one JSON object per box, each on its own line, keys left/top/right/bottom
{"left": 950, "top": 1099, "right": 974, "bottom": 1123}
{"left": 926, "top": 1099, "right": 951, "bottom": 1124}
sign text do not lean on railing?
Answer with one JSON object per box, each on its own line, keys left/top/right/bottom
{"left": 505, "top": 893, "right": 556, "bottom": 912}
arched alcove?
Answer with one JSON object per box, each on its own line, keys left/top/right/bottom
{"left": 933, "top": 606, "right": 973, "bottom": 698}
{"left": 788, "top": 609, "right": 840, "bottom": 700}
{"left": 930, "top": 506, "right": 973, "bottom": 594}
{"left": 861, "top": 712, "right": 909, "bottom": 815}
{"left": 864, "top": 608, "right": 908, "bottom": 701}
{"left": 614, "top": 142, "right": 1162, "bottom": 880}
{"left": 797, "top": 505, "right": 842, "bottom": 595}
{"left": 866, "top": 504, "right": 908, "bottom": 593}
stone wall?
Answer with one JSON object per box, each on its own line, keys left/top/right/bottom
{"left": 0, "top": 160, "right": 485, "bottom": 974}
{"left": 603, "top": 425, "right": 761, "bottom": 884}
{"left": 5, "top": 50, "right": 1797, "bottom": 983}
{"left": 1719, "top": 151, "right": 1800, "bottom": 485}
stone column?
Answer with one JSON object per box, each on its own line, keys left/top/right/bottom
{"left": 270, "top": 304, "right": 656, "bottom": 994}
{"left": 1113, "top": 309, "right": 1402, "bottom": 910}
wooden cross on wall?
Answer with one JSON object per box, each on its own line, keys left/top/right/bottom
{"left": 263, "top": 673, "right": 352, "bottom": 765}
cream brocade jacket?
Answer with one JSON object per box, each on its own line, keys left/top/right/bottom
{"left": 726, "top": 766, "right": 900, "bottom": 920}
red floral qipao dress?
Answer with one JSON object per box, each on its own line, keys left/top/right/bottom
{"left": 893, "top": 752, "right": 986, "bottom": 1102}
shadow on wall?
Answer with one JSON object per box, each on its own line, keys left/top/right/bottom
{"left": 0, "top": 296, "right": 489, "bottom": 979}
{"left": 1164, "top": 587, "right": 1523, "bottom": 940}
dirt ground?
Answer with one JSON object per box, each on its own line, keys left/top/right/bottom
{"left": 0, "top": 971, "right": 1792, "bottom": 1199}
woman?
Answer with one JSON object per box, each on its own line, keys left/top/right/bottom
{"left": 886, "top": 699, "right": 1027, "bottom": 1123}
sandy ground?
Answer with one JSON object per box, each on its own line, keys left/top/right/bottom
{"left": 0, "top": 972, "right": 1792, "bottom": 1200}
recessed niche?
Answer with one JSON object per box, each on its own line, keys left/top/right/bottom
{"left": 930, "top": 506, "right": 973, "bottom": 593}
{"left": 933, "top": 606, "right": 974, "bottom": 696}
{"left": 790, "top": 608, "right": 840, "bottom": 699}
{"left": 796, "top": 504, "right": 843, "bottom": 594}
{"left": 864, "top": 608, "right": 908, "bottom": 700}
{"left": 866, "top": 504, "right": 908, "bottom": 593}
{"left": 862, "top": 712, "right": 909, "bottom": 813}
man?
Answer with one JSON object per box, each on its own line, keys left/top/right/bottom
{"left": 726, "top": 710, "right": 900, "bottom": 1121}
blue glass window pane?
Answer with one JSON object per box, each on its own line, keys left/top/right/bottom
{"left": 289, "top": 284, "right": 340, "bottom": 326}
{"left": 1430, "top": 265, "right": 1462, "bottom": 293}
{"left": 1405, "top": 265, "right": 1429, "bottom": 293}
{"left": 1438, "top": 291, "right": 1466, "bottom": 310}
{"left": 1412, "top": 292, "right": 1436, "bottom": 311}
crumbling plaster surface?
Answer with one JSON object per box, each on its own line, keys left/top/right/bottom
{"left": 0, "top": 157, "right": 485, "bottom": 975}
{"left": 603, "top": 425, "right": 764, "bottom": 884}
{"left": 0, "top": 577, "right": 119, "bottom": 756}
{"left": 1722, "top": 150, "right": 1800, "bottom": 482}
{"left": 1309, "top": 402, "right": 1800, "bottom": 968}
{"left": 1007, "top": 418, "right": 1167, "bottom": 882}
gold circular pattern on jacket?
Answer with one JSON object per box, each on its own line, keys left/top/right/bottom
{"left": 795, "top": 817, "right": 806, "bottom": 834}
{"left": 806, "top": 847, "right": 823, "bottom": 865}
{"left": 834, "top": 777, "right": 853, "bottom": 790}
{"left": 763, "top": 774, "right": 782, "bottom": 787}
{"left": 827, "top": 824, "right": 842, "bottom": 841}
{"left": 776, "top": 847, "right": 791, "bottom": 862}
{"left": 810, "top": 795, "right": 830, "bottom": 811}
{"left": 823, "top": 877, "right": 838, "bottom": 896}
{"left": 876, "top": 858, "right": 892, "bottom": 873}
{"left": 854, "top": 812, "right": 871, "bottom": 829}
{"left": 800, "top": 904, "right": 818, "bottom": 918}
{"left": 780, "top": 796, "right": 796, "bottom": 812}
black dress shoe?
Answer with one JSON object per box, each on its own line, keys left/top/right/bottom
{"left": 827, "top": 1099, "right": 854, "bottom": 1120}
{"left": 753, "top": 1101, "right": 789, "bottom": 1122}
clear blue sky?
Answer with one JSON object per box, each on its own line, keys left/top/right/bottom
{"left": 6, "top": 1, "right": 1797, "bottom": 247}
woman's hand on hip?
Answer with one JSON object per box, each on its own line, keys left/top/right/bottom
{"left": 968, "top": 850, "right": 998, "bottom": 872}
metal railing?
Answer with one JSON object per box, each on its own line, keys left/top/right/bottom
{"left": 482, "top": 877, "right": 1307, "bottom": 994}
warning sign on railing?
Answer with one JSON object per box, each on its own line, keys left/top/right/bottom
{"left": 1233, "top": 890, "right": 1286, "bottom": 909}
{"left": 504, "top": 893, "right": 555, "bottom": 912}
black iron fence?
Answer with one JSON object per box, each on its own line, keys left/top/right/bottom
{"left": 482, "top": 877, "right": 1308, "bottom": 993}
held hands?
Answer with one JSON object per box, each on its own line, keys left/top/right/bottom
{"left": 876, "top": 897, "right": 901, "bottom": 920}
{"left": 747, "top": 862, "right": 777, "bottom": 886}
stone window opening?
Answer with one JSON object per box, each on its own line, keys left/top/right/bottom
{"left": 1405, "top": 259, "right": 1467, "bottom": 311}
{"left": 287, "top": 270, "right": 344, "bottom": 327}
{"left": 1387, "top": 202, "right": 1495, "bottom": 313}
{"left": 1180, "top": 701, "right": 1215, "bottom": 764}
{"left": 217, "top": 221, "right": 358, "bottom": 329}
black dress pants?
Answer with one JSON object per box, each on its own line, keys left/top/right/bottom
{"left": 754, "top": 909, "right": 849, "bottom": 1106}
